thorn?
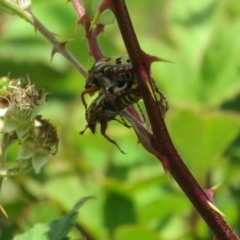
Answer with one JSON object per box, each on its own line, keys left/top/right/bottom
{"left": 205, "top": 183, "right": 221, "bottom": 201}
{"left": 60, "top": 40, "right": 72, "bottom": 47}
{"left": 90, "top": 10, "right": 101, "bottom": 31}
{"left": 94, "top": 24, "right": 105, "bottom": 36}
{"left": 141, "top": 51, "right": 173, "bottom": 75}
{"left": 77, "top": 14, "right": 86, "bottom": 26}
{"left": 51, "top": 32, "right": 61, "bottom": 37}
{"left": 207, "top": 200, "right": 225, "bottom": 217}
{"left": 0, "top": 205, "right": 8, "bottom": 218}
{"left": 50, "top": 47, "right": 57, "bottom": 65}
{"left": 50, "top": 41, "right": 71, "bottom": 64}
{"left": 99, "top": 0, "right": 115, "bottom": 15}
{"left": 195, "top": 187, "right": 225, "bottom": 217}
{"left": 84, "top": 0, "right": 115, "bottom": 31}
{"left": 161, "top": 155, "right": 171, "bottom": 172}
{"left": 142, "top": 50, "right": 173, "bottom": 65}
{"left": 155, "top": 57, "right": 174, "bottom": 64}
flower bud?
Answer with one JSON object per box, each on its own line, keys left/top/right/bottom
{"left": 16, "top": 116, "right": 59, "bottom": 174}
{"left": 2, "top": 84, "right": 46, "bottom": 138}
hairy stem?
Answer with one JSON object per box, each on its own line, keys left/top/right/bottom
{"left": 27, "top": 10, "right": 87, "bottom": 78}
{"left": 71, "top": 0, "right": 85, "bottom": 18}
{"left": 71, "top": 0, "right": 104, "bottom": 60}
{"left": 111, "top": 0, "right": 239, "bottom": 239}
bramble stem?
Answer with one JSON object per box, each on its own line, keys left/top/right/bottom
{"left": 71, "top": 0, "right": 85, "bottom": 18}
{"left": 111, "top": 0, "right": 239, "bottom": 239}
{"left": 27, "top": 10, "right": 87, "bottom": 78}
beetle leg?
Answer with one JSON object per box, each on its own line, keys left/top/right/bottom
{"left": 114, "top": 117, "right": 132, "bottom": 128}
{"left": 81, "top": 86, "right": 100, "bottom": 110}
{"left": 100, "top": 87, "right": 130, "bottom": 128}
{"left": 149, "top": 78, "right": 168, "bottom": 116}
{"left": 100, "top": 121, "right": 126, "bottom": 154}
{"left": 79, "top": 125, "right": 88, "bottom": 135}
{"left": 136, "top": 102, "right": 146, "bottom": 123}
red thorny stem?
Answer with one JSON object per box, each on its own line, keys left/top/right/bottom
{"left": 110, "top": 0, "right": 239, "bottom": 239}
{"left": 71, "top": 0, "right": 104, "bottom": 60}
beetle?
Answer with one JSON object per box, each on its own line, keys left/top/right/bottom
{"left": 81, "top": 56, "right": 136, "bottom": 110}
{"left": 80, "top": 81, "right": 141, "bottom": 154}
{"left": 81, "top": 56, "right": 169, "bottom": 115}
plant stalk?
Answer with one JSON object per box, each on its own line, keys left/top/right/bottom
{"left": 111, "top": 0, "right": 239, "bottom": 239}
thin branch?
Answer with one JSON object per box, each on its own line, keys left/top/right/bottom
{"left": 27, "top": 10, "right": 87, "bottom": 78}
{"left": 71, "top": 0, "right": 85, "bottom": 18}
{"left": 111, "top": 0, "right": 239, "bottom": 239}
{"left": 70, "top": 0, "right": 104, "bottom": 60}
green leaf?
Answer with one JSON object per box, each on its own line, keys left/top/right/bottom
{"left": 200, "top": 20, "right": 240, "bottom": 107}
{"left": 13, "top": 224, "right": 49, "bottom": 240}
{"left": 103, "top": 192, "right": 137, "bottom": 235}
{"left": 45, "top": 197, "right": 93, "bottom": 240}
{"left": 13, "top": 197, "right": 93, "bottom": 240}
{"left": 152, "top": 1, "right": 240, "bottom": 109}
{"left": 83, "top": 0, "right": 115, "bottom": 26}
{"left": 114, "top": 226, "right": 159, "bottom": 240}
{"left": 138, "top": 193, "right": 189, "bottom": 225}
{"left": 82, "top": 0, "right": 101, "bottom": 17}
{"left": 31, "top": 150, "right": 49, "bottom": 174}
{"left": 167, "top": 110, "right": 240, "bottom": 183}
{"left": 97, "top": 9, "right": 115, "bottom": 25}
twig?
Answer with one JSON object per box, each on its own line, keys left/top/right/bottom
{"left": 70, "top": 0, "right": 104, "bottom": 60}
{"left": 27, "top": 10, "right": 87, "bottom": 78}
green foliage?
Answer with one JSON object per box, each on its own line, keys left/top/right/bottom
{"left": 0, "top": 0, "right": 240, "bottom": 240}
{"left": 114, "top": 226, "right": 160, "bottom": 240}
{"left": 167, "top": 110, "right": 240, "bottom": 183}
{"left": 82, "top": 0, "right": 114, "bottom": 25}
{"left": 13, "top": 197, "right": 92, "bottom": 240}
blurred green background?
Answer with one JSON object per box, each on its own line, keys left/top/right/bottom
{"left": 0, "top": 0, "right": 240, "bottom": 239}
